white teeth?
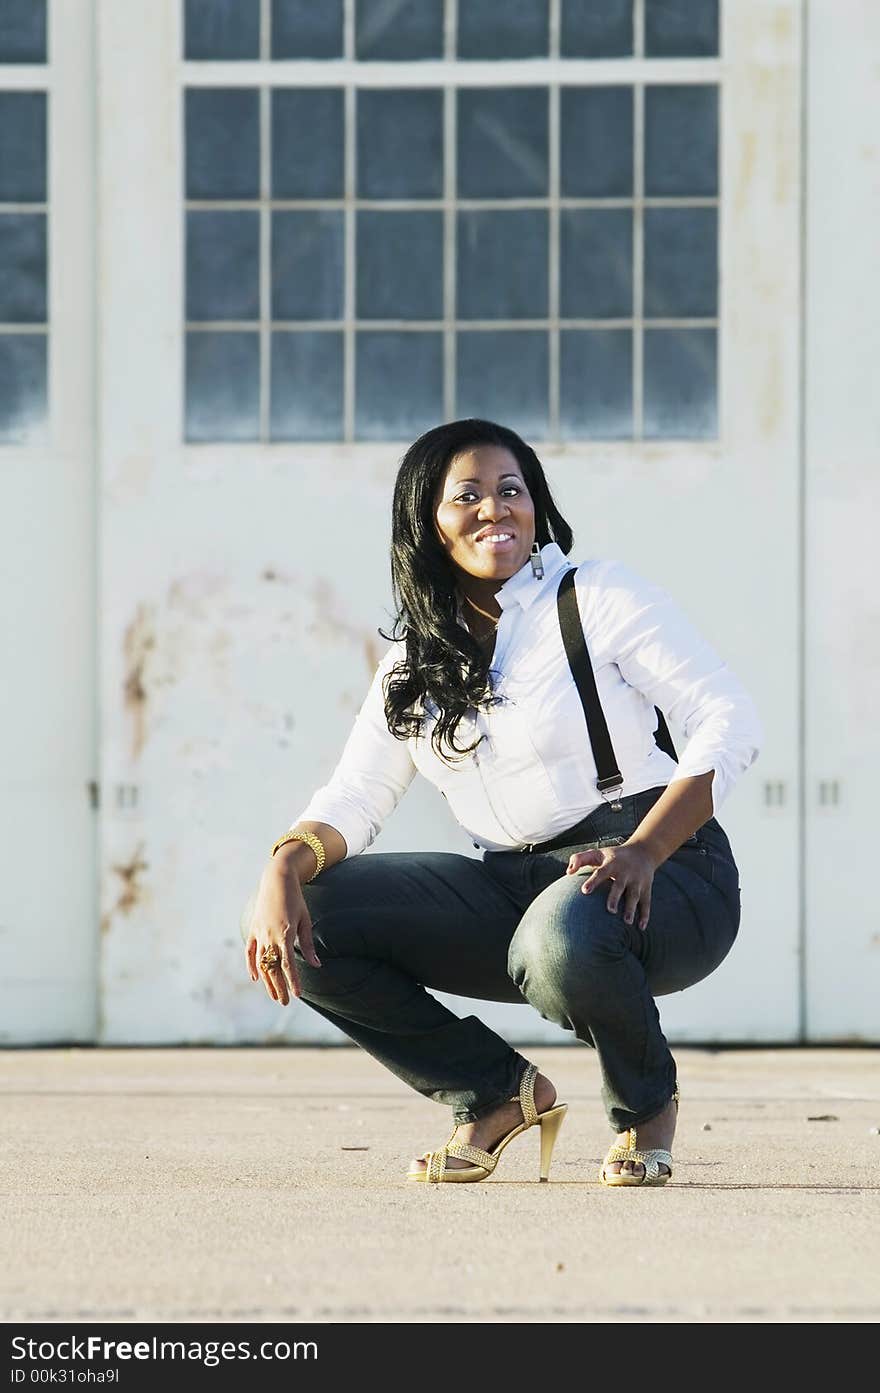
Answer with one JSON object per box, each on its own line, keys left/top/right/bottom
{"left": 477, "top": 533, "right": 513, "bottom": 543}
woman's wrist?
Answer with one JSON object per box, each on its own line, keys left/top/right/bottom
{"left": 267, "top": 840, "right": 314, "bottom": 883}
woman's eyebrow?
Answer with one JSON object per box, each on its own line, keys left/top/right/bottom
{"left": 450, "top": 473, "right": 522, "bottom": 486}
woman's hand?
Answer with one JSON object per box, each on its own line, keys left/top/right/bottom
{"left": 243, "top": 860, "right": 322, "bottom": 1006}
{"left": 565, "top": 843, "right": 660, "bottom": 931}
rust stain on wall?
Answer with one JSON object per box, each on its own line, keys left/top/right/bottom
{"left": 123, "top": 605, "right": 156, "bottom": 760}
{"left": 100, "top": 842, "right": 149, "bottom": 935}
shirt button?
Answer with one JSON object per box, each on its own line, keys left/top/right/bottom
{"left": 473, "top": 842, "right": 480, "bottom": 849}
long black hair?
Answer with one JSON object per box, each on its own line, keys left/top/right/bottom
{"left": 379, "top": 419, "right": 574, "bottom": 760}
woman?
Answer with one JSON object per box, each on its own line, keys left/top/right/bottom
{"left": 244, "top": 419, "right": 761, "bottom": 1186}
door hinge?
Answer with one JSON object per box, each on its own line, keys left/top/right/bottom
{"left": 763, "top": 780, "right": 786, "bottom": 806}
{"left": 818, "top": 779, "right": 840, "bottom": 806}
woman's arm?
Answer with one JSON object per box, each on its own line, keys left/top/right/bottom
{"left": 247, "top": 819, "right": 347, "bottom": 1005}
{"left": 270, "top": 819, "right": 348, "bottom": 883}
{"left": 563, "top": 561, "right": 762, "bottom": 926}
{"left": 625, "top": 769, "right": 715, "bottom": 867}
{"left": 584, "top": 557, "right": 763, "bottom": 821}
{"left": 289, "top": 644, "right": 417, "bottom": 860}
{"left": 247, "top": 648, "right": 416, "bottom": 1004}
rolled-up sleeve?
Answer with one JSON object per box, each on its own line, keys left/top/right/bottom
{"left": 292, "top": 644, "right": 417, "bottom": 858}
{"left": 589, "top": 559, "right": 763, "bottom": 816}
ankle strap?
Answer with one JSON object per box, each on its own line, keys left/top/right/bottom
{"left": 514, "top": 1061, "right": 539, "bottom": 1126}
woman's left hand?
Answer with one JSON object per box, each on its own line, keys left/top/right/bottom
{"left": 565, "top": 843, "right": 659, "bottom": 931}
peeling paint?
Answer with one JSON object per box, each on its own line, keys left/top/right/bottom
{"left": 122, "top": 605, "right": 157, "bottom": 760}
{"left": 306, "top": 576, "right": 384, "bottom": 677}
{"left": 101, "top": 842, "right": 150, "bottom": 935}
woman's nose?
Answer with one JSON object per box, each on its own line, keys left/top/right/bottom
{"left": 478, "top": 495, "right": 510, "bottom": 519}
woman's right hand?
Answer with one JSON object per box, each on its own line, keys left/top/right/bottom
{"left": 243, "top": 860, "right": 322, "bottom": 1006}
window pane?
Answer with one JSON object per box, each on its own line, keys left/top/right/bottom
{"left": 644, "top": 208, "right": 717, "bottom": 318}
{"left": 643, "top": 328, "right": 717, "bottom": 438}
{"left": 645, "top": 86, "right": 718, "bottom": 196}
{"left": 185, "top": 89, "right": 260, "bottom": 200}
{"left": 458, "top": 0, "right": 549, "bottom": 59}
{"left": 272, "top": 89, "right": 344, "bottom": 199}
{"left": 560, "top": 330, "right": 632, "bottom": 439}
{"left": 0, "top": 92, "right": 45, "bottom": 201}
{"left": 457, "top": 210, "right": 548, "bottom": 320}
{"left": 357, "top": 90, "right": 443, "bottom": 199}
{"left": 561, "top": 0, "right": 633, "bottom": 57}
{"left": 186, "top": 211, "right": 259, "bottom": 320}
{"left": 356, "top": 0, "right": 443, "bottom": 60}
{"left": 184, "top": 0, "right": 260, "bottom": 59}
{"left": 272, "top": 0, "right": 343, "bottom": 58}
{"left": 272, "top": 211, "right": 344, "bottom": 320}
{"left": 0, "top": 334, "right": 46, "bottom": 443}
{"left": 560, "top": 87, "right": 633, "bottom": 197}
{"left": 186, "top": 333, "right": 260, "bottom": 441}
{"left": 355, "top": 331, "right": 443, "bottom": 441}
{"left": 271, "top": 331, "right": 343, "bottom": 441}
{"left": 560, "top": 209, "right": 632, "bottom": 319}
{"left": 645, "top": 0, "right": 719, "bottom": 57}
{"left": 0, "top": 0, "right": 46, "bottom": 62}
{"left": 457, "top": 88, "right": 548, "bottom": 199}
{"left": 0, "top": 214, "right": 46, "bottom": 322}
{"left": 357, "top": 211, "right": 443, "bottom": 320}
{"left": 456, "top": 331, "right": 548, "bottom": 440}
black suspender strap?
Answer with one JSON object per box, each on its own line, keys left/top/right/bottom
{"left": 555, "top": 567, "right": 678, "bottom": 802}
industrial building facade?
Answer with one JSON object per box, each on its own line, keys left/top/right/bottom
{"left": 0, "top": 1, "right": 876, "bottom": 1043}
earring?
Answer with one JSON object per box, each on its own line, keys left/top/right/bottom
{"left": 530, "top": 542, "right": 544, "bottom": 580}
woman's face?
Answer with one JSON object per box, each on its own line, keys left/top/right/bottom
{"left": 434, "top": 445, "right": 536, "bottom": 585}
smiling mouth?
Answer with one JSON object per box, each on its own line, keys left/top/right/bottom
{"left": 474, "top": 532, "right": 516, "bottom": 547}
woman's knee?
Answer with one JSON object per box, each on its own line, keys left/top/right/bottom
{"left": 508, "top": 883, "right": 631, "bottom": 1000}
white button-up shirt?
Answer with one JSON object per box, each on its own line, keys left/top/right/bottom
{"left": 294, "top": 542, "right": 762, "bottom": 856}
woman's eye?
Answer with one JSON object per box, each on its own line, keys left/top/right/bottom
{"left": 455, "top": 486, "right": 520, "bottom": 503}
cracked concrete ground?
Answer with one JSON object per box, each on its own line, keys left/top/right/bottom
{"left": 1, "top": 1046, "right": 878, "bottom": 1324}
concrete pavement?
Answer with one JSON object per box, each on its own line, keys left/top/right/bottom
{"left": 1, "top": 1046, "right": 878, "bottom": 1323}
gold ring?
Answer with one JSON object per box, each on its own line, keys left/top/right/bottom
{"left": 259, "top": 947, "right": 281, "bottom": 972}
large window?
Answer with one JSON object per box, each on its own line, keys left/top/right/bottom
{"left": 0, "top": 0, "right": 48, "bottom": 445}
{"left": 183, "top": 0, "right": 720, "bottom": 443}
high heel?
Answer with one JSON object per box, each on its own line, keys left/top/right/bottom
{"left": 600, "top": 1087, "right": 679, "bottom": 1187}
{"left": 407, "top": 1061, "right": 568, "bottom": 1184}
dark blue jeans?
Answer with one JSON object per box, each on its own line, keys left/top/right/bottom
{"left": 295, "top": 786, "right": 741, "bottom": 1133}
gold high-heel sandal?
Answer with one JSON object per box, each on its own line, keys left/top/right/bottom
{"left": 407, "top": 1062, "right": 568, "bottom": 1184}
{"left": 600, "top": 1087, "right": 679, "bottom": 1187}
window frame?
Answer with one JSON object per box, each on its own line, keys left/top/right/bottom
{"left": 182, "top": 0, "right": 723, "bottom": 446}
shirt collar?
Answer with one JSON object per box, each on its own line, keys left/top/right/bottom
{"left": 494, "top": 541, "right": 571, "bottom": 613}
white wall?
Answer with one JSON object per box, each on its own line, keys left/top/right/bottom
{"left": 93, "top": 0, "right": 803, "bottom": 1044}
{"left": 0, "top": 0, "right": 97, "bottom": 1043}
{"left": 7, "top": 2, "right": 875, "bottom": 1045}
{"left": 803, "top": 0, "right": 880, "bottom": 1038}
